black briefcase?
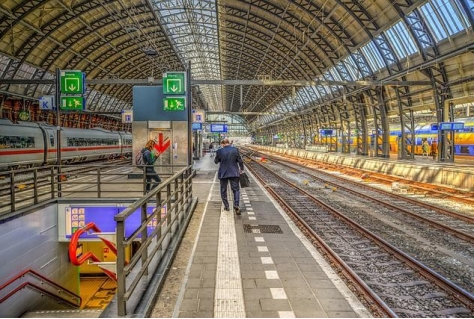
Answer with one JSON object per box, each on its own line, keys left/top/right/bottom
{"left": 240, "top": 172, "right": 250, "bottom": 188}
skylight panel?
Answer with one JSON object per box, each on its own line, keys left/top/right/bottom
{"left": 342, "top": 56, "right": 361, "bottom": 80}
{"left": 419, "top": 3, "right": 447, "bottom": 41}
{"left": 420, "top": 0, "right": 467, "bottom": 42}
{"left": 152, "top": 0, "right": 221, "bottom": 111}
{"left": 361, "top": 42, "right": 385, "bottom": 72}
{"left": 432, "top": 0, "right": 465, "bottom": 35}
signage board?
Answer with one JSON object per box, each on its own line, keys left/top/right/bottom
{"left": 122, "top": 110, "right": 133, "bottom": 123}
{"left": 452, "top": 122, "right": 464, "bottom": 130}
{"left": 192, "top": 122, "right": 202, "bottom": 131}
{"left": 62, "top": 205, "right": 167, "bottom": 240}
{"left": 60, "top": 70, "right": 85, "bottom": 94}
{"left": 18, "top": 111, "right": 30, "bottom": 121}
{"left": 210, "top": 124, "right": 227, "bottom": 132}
{"left": 192, "top": 109, "right": 205, "bottom": 123}
{"left": 440, "top": 122, "right": 452, "bottom": 130}
{"left": 430, "top": 123, "right": 438, "bottom": 131}
{"left": 321, "top": 129, "right": 333, "bottom": 136}
{"left": 163, "top": 72, "right": 186, "bottom": 95}
{"left": 163, "top": 96, "right": 186, "bottom": 111}
{"left": 60, "top": 96, "right": 84, "bottom": 111}
{"left": 39, "top": 96, "right": 54, "bottom": 110}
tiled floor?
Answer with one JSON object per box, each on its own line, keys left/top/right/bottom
{"left": 79, "top": 277, "right": 116, "bottom": 309}
{"left": 174, "top": 153, "right": 371, "bottom": 318}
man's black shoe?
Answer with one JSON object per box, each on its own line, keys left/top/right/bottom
{"left": 224, "top": 207, "right": 230, "bottom": 211}
{"left": 234, "top": 206, "right": 241, "bottom": 215}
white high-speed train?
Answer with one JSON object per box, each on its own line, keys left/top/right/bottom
{"left": 0, "top": 119, "right": 132, "bottom": 170}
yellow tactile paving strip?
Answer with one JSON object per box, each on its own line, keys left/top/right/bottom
{"left": 80, "top": 277, "right": 117, "bottom": 309}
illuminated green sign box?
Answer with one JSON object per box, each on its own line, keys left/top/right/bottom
{"left": 163, "top": 97, "right": 185, "bottom": 111}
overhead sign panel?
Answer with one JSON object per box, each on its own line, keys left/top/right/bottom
{"left": 163, "top": 96, "right": 186, "bottom": 111}
{"left": 163, "top": 72, "right": 186, "bottom": 95}
{"left": 60, "top": 96, "right": 84, "bottom": 111}
{"left": 210, "top": 124, "right": 227, "bottom": 132}
{"left": 192, "top": 122, "right": 202, "bottom": 130}
{"left": 122, "top": 110, "right": 133, "bottom": 123}
{"left": 39, "top": 96, "right": 54, "bottom": 110}
{"left": 60, "top": 70, "right": 85, "bottom": 94}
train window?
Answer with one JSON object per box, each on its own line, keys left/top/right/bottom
{"left": 459, "top": 146, "right": 470, "bottom": 154}
{"left": 0, "top": 135, "right": 35, "bottom": 148}
{"left": 50, "top": 133, "right": 54, "bottom": 147}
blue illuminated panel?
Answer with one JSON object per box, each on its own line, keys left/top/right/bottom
{"left": 210, "top": 124, "right": 227, "bottom": 132}
{"left": 64, "top": 205, "right": 165, "bottom": 239}
{"left": 440, "top": 122, "right": 453, "bottom": 130}
{"left": 452, "top": 122, "right": 464, "bottom": 130}
{"left": 192, "top": 122, "right": 202, "bottom": 130}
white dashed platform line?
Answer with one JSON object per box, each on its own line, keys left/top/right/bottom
{"left": 261, "top": 257, "right": 273, "bottom": 264}
{"left": 265, "top": 270, "right": 279, "bottom": 279}
{"left": 258, "top": 246, "right": 268, "bottom": 252}
{"left": 214, "top": 207, "right": 245, "bottom": 317}
{"left": 248, "top": 216, "right": 256, "bottom": 220}
{"left": 255, "top": 237, "right": 265, "bottom": 242}
{"left": 279, "top": 311, "right": 296, "bottom": 318}
{"left": 270, "top": 288, "right": 287, "bottom": 299}
{"left": 247, "top": 211, "right": 255, "bottom": 215}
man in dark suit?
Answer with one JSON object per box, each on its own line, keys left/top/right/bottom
{"left": 214, "top": 138, "right": 244, "bottom": 214}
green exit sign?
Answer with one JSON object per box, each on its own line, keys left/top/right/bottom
{"left": 60, "top": 70, "right": 85, "bottom": 94}
{"left": 163, "top": 72, "right": 186, "bottom": 95}
{"left": 60, "top": 97, "right": 84, "bottom": 110}
{"left": 163, "top": 97, "right": 186, "bottom": 111}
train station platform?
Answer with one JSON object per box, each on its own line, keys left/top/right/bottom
{"left": 153, "top": 153, "right": 370, "bottom": 318}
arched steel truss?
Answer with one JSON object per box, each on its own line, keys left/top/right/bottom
{"left": 0, "top": 0, "right": 473, "bottom": 162}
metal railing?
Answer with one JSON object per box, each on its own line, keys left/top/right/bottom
{"left": 113, "top": 165, "right": 196, "bottom": 316}
{"left": 0, "top": 163, "right": 181, "bottom": 219}
{"left": 0, "top": 268, "right": 81, "bottom": 315}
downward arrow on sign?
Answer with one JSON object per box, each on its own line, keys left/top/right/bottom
{"left": 154, "top": 132, "right": 171, "bottom": 154}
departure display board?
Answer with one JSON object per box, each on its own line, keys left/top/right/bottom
{"left": 63, "top": 205, "right": 167, "bottom": 240}
{"left": 210, "top": 124, "right": 227, "bottom": 132}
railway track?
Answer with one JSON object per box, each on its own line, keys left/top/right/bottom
{"left": 260, "top": 154, "right": 474, "bottom": 238}
{"left": 261, "top": 148, "right": 474, "bottom": 207}
{"left": 244, "top": 154, "right": 474, "bottom": 317}
{"left": 243, "top": 151, "right": 474, "bottom": 292}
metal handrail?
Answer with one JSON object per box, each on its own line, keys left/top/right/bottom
{"left": 0, "top": 268, "right": 81, "bottom": 307}
{"left": 114, "top": 165, "right": 194, "bottom": 316}
{"left": 1, "top": 163, "right": 189, "bottom": 218}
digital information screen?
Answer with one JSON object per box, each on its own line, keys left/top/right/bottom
{"left": 210, "top": 124, "right": 227, "bottom": 132}
{"left": 452, "top": 122, "right": 464, "bottom": 130}
{"left": 440, "top": 122, "right": 453, "bottom": 130}
{"left": 58, "top": 204, "right": 167, "bottom": 242}
{"left": 192, "top": 122, "right": 202, "bottom": 130}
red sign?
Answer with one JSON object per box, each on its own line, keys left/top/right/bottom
{"left": 154, "top": 132, "right": 171, "bottom": 154}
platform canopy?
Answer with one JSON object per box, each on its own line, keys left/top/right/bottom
{"left": 0, "top": 0, "right": 473, "bottom": 133}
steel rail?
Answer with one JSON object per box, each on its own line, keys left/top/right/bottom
{"left": 264, "top": 155, "right": 474, "bottom": 244}
{"left": 245, "top": 155, "right": 474, "bottom": 315}
{"left": 244, "top": 158, "right": 395, "bottom": 317}
{"left": 278, "top": 149, "right": 474, "bottom": 207}
{"left": 257, "top": 150, "right": 474, "bottom": 225}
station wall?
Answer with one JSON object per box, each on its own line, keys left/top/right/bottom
{"left": 0, "top": 205, "right": 77, "bottom": 317}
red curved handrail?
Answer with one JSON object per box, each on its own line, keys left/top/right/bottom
{"left": 0, "top": 269, "right": 81, "bottom": 307}
{"left": 68, "top": 222, "right": 118, "bottom": 281}
{"left": 69, "top": 222, "right": 102, "bottom": 266}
